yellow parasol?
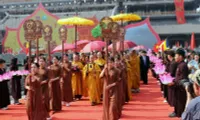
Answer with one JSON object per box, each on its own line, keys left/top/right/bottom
{"left": 110, "top": 13, "right": 141, "bottom": 25}
{"left": 57, "top": 16, "right": 95, "bottom": 51}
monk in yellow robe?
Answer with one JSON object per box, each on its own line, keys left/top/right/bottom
{"left": 72, "top": 53, "right": 84, "bottom": 100}
{"left": 83, "top": 55, "right": 101, "bottom": 106}
{"left": 124, "top": 54, "right": 133, "bottom": 100}
{"left": 95, "top": 52, "right": 106, "bottom": 96}
{"left": 130, "top": 50, "right": 140, "bottom": 92}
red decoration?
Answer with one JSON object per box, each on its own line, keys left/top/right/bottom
{"left": 174, "top": 0, "right": 186, "bottom": 24}
{"left": 190, "top": 33, "right": 196, "bottom": 50}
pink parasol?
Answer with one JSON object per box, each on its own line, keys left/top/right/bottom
{"left": 82, "top": 41, "right": 106, "bottom": 53}
{"left": 133, "top": 45, "right": 146, "bottom": 50}
{"left": 74, "top": 40, "right": 90, "bottom": 49}
{"left": 159, "top": 73, "right": 174, "bottom": 85}
{"left": 52, "top": 43, "right": 75, "bottom": 53}
{"left": 108, "top": 40, "right": 137, "bottom": 51}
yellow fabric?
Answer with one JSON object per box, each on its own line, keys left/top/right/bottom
{"left": 130, "top": 55, "right": 140, "bottom": 89}
{"left": 57, "top": 16, "right": 94, "bottom": 26}
{"left": 126, "top": 61, "right": 133, "bottom": 100}
{"left": 110, "top": 13, "right": 141, "bottom": 22}
{"left": 71, "top": 61, "right": 84, "bottom": 96}
{"left": 94, "top": 58, "right": 106, "bottom": 94}
{"left": 83, "top": 63, "right": 101, "bottom": 103}
{"left": 94, "top": 58, "right": 106, "bottom": 66}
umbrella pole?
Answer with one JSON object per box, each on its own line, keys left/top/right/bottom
{"left": 47, "top": 41, "right": 51, "bottom": 65}
{"left": 28, "top": 40, "right": 32, "bottom": 71}
{"left": 75, "top": 25, "right": 77, "bottom": 52}
{"left": 62, "top": 40, "right": 64, "bottom": 62}
{"left": 36, "top": 37, "right": 39, "bottom": 63}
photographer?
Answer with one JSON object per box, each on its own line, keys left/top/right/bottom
{"left": 181, "top": 70, "right": 200, "bottom": 120}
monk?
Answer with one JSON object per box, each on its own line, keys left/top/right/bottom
{"left": 48, "top": 56, "right": 62, "bottom": 112}
{"left": 130, "top": 50, "right": 140, "bottom": 92}
{"left": 168, "top": 48, "right": 189, "bottom": 118}
{"left": 72, "top": 53, "right": 84, "bottom": 100}
{"left": 124, "top": 54, "right": 133, "bottom": 100}
{"left": 95, "top": 52, "right": 106, "bottom": 96}
{"left": 101, "top": 57, "right": 119, "bottom": 120}
{"left": 83, "top": 55, "right": 101, "bottom": 106}
{"left": 61, "top": 54, "right": 73, "bottom": 107}
{"left": 25, "top": 63, "right": 46, "bottom": 120}
{"left": 38, "top": 57, "right": 50, "bottom": 119}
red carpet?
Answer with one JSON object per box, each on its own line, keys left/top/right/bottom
{"left": 0, "top": 75, "right": 179, "bottom": 120}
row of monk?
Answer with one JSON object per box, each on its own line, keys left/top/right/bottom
{"left": 0, "top": 50, "right": 147, "bottom": 120}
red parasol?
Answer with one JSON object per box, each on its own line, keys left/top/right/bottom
{"left": 74, "top": 40, "right": 90, "bottom": 49}
{"left": 108, "top": 40, "right": 137, "bottom": 51}
{"left": 82, "top": 41, "right": 106, "bottom": 53}
{"left": 52, "top": 43, "right": 75, "bottom": 53}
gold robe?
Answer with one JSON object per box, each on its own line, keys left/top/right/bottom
{"left": 130, "top": 55, "right": 140, "bottom": 89}
{"left": 71, "top": 61, "right": 84, "bottom": 96}
{"left": 95, "top": 58, "right": 106, "bottom": 95}
{"left": 83, "top": 63, "right": 101, "bottom": 103}
{"left": 126, "top": 61, "right": 133, "bottom": 100}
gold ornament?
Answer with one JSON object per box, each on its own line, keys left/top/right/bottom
{"left": 59, "top": 25, "right": 67, "bottom": 41}
{"left": 35, "top": 20, "right": 43, "bottom": 39}
{"left": 23, "top": 19, "right": 36, "bottom": 41}
{"left": 43, "top": 25, "right": 52, "bottom": 41}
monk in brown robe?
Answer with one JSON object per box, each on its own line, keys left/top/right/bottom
{"left": 38, "top": 57, "right": 50, "bottom": 119}
{"left": 25, "top": 63, "right": 46, "bottom": 120}
{"left": 101, "top": 57, "right": 119, "bottom": 120}
{"left": 48, "top": 56, "right": 62, "bottom": 112}
{"left": 168, "top": 48, "right": 189, "bottom": 118}
{"left": 61, "top": 54, "right": 73, "bottom": 107}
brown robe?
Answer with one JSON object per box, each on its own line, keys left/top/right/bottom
{"left": 61, "top": 62, "right": 73, "bottom": 102}
{"left": 174, "top": 61, "right": 189, "bottom": 117}
{"left": 25, "top": 74, "right": 46, "bottom": 120}
{"left": 48, "top": 64, "right": 62, "bottom": 111}
{"left": 166, "top": 60, "right": 178, "bottom": 107}
{"left": 103, "top": 67, "right": 119, "bottom": 120}
{"left": 38, "top": 68, "right": 50, "bottom": 117}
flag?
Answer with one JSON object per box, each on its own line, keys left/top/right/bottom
{"left": 159, "top": 39, "right": 169, "bottom": 51}
{"left": 190, "top": 33, "right": 196, "bottom": 50}
{"left": 174, "top": 0, "right": 186, "bottom": 24}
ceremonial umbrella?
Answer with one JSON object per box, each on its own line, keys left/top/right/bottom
{"left": 51, "top": 43, "right": 75, "bottom": 53}
{"left": 110, "top": 13, "right": 141, "bottom": 26}
{"left": 57, "top": 16, "right": 95, "bottom": 52}
{"left": 108, "top": 40, "right": 137, "bottom": 51}
{"left": 82, "top": 41, "right": 106, "bottom": 53}
{"left": 110, "top": 13, "right": 141, "bottom": 52}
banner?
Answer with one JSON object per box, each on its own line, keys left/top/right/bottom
{"left": 174, "top": 0, "right": 186, "bottom": 24}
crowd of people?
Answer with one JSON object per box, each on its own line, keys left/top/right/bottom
{"left": 152, "top": 48, "right": 200, "bottom": 120}
{"left": 0, "top": 49, "right": 152, "bottom": 120}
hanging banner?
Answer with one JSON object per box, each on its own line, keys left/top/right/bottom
{"left": 174, "top": 0, "right": 186, "bottom": 24}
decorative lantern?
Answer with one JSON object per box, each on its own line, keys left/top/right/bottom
{"left": 100, "top": 17, "right": 113, "bottom": 39}
{"left": 43, "top": 25, "right": 52, "bottom": 41}
{"left": 59, "top": 25, "right": 67, "bottom": 41}
{"left": 23, "top": 19, "right": 36, "bottom": 41}
{"left": 35, "top": 20, "right": 43, "bottom": 39}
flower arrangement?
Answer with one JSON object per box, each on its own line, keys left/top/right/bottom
{"left": 0, "top": 70, "right": 29, "bottom": 82}
{"left": 159, "top": 73, "right": 174, "bottom": 85}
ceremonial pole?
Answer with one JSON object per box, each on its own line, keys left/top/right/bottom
{"left": 35, "top": 20, "right": 43, "bottom": 62}
{"left": 43, "top": 25, "right": 53, "bottom": 65}
{"left": 59, "top": 25, "right": 67, "bottom": 62}
{"left": 23, "top": 19, "right": 36, "bottom": 70}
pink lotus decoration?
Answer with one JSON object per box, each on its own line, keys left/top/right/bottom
{"left": 153, "top": 64, "right": 166, "bottom": 74}
{"left": 159, "top": 73, "right": 174, "bottom": 85}
{"left": 2, "top": 72, "right": 12, "bottom": 80}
